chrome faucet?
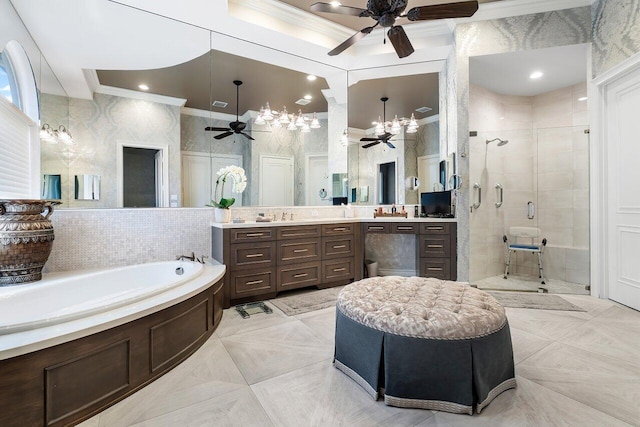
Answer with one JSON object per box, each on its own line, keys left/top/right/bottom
{"left": 176, "top": 252, "right": 195, "bottom": 262}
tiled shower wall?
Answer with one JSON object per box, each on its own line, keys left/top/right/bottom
{"left": 469, "top": 82, "right": 589, "bottom": 285}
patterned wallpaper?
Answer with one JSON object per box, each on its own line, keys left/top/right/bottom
{"left": 450, "top": 6, "right": 591, "bottom": 280}
{"left": 40, "top": 93, "right": 182, "bottom": 208}
{"left": 592, "top": 0, "right": 640, "bottom": 77}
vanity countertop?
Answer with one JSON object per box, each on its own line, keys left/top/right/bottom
{"left": 210, "top": 216, "right": 456, "bottom": 228}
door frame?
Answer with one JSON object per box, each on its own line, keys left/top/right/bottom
{"left": 305, "top": 154, "right": 329, "bottom": 205}
{"left": 181, "top": 151, "right": 243, "bottom": 206}
{"left": 116, "top": 140, "right": 169, "bottom": 208}
{"left": 259, "top": 154, "right": 294, "bottom": 206}
{"left": 591, "top": 49, "right": 640, "bottom": 303}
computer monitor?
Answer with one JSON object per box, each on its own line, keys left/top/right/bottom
{"left": 421, "top": 191, "right": 452, "bottom": 216}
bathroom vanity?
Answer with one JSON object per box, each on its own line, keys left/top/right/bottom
{"left": 212, "top": 218, "right": 457, "bottom": 308}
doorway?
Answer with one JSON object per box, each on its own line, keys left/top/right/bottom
{"left": 260, "top": 155, "right": 294, "bottom": 206}
{"left": 117, "top": 141, "right": 169, "bottom": 208}
{"left": 378, "top": 161, "right": 396, "bottom": 204}
{"left": 306, "top": 154, "right": 329, "bottom": 205}
{"left": 418, "top": 154, "right": 440, "bottom": 194}
{"left": 181, "top": 152, "right": 243, "bottom": 208}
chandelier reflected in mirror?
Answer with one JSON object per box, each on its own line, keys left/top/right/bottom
{"left": 371, "top": 97, "right": 418, "bottom": 136}
{"left": 254, "top": 102, "right": 321, "bottom": 134}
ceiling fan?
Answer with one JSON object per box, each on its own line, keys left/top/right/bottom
{"left": 311, "top": 0, "right": 479, "bottom": 58}
{"left": 361, "top": 97, "right": 396, "bottom": 149}
{"left": 205, "top": 80, "right": 255, "bottom": 141}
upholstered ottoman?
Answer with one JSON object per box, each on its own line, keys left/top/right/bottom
{"left": 334, "top": 276, "right": 516, "bottom": 415}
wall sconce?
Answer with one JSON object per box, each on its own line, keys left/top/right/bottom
{"left": 40, "top": 123, "right": 74, "bottom": 145}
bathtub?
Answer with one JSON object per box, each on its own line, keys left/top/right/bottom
{"left": 0, "top": 260, "right": 226, "bottom": 360}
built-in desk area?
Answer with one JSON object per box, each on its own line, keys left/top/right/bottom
{"left": 211, "top": 217, "right": 456, "bottom": 308}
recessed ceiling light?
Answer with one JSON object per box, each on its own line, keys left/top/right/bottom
{"left": 578, "top": 96, "right": 588, "bottom": 101}
{"left": 307, "top": 75, "right": 317, "bottom": 81}
{"left": 329, "top": 1, "right": 341, "bottom": 7}
{"left": 304, "top": 94, "right": 312, "bottom": 100}
{"left": 529, "top": 71, "right": 544, "bottom": 79}
{"left": 138, "top": 84, "right": 149, "bottom": 91}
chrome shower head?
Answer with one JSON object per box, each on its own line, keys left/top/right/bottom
{"left": 486, "top": 138, "right": 509, "bottom": 146}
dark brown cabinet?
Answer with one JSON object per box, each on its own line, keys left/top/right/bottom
{"left": 418, "top": 222, "right": 456, "bottom": 280}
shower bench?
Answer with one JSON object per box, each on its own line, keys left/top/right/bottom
{"left": 334, "top": 276, "right": 516, "bottom": 414}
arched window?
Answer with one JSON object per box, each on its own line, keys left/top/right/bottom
{"left": 0, "top": 40, "right": 40, "bottom": 199}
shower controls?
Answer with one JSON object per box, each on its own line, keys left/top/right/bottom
{"left": 495, "top": 183, "right": 503, "bottom": 208}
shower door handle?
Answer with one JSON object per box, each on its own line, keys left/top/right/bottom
{"left": 527, "top": 201, "right": 535, "bottom": 220}
{"left": 495, "top": 183, "right": 503, "bottom": 208}
{"left": 472, "top": 183, "right": 481, "bottom": 209}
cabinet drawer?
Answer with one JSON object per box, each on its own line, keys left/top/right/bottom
{"left": 420, "top": 223, "right": 450, "bottom": 235}
{"left": 419, "top": 235, "right": 451, "bottom": 258}
{"left": 322, "top": 223, "right": 354, "bottom": 236}
{"left": 322, "top": 236, "right": 354, "bottom": 259}
{"left": 364, "top": 223, "right": 390, "bottom": 233}
{"left": 229, "top": 268, "right": 276, "bottom": 298}
{"left": 277, "top": 262, "right": 321, "bottom": 292}
{"left": 229, "top": 241, "right": 276, "bottom": 271}
{"left": 419, "top": 258, "right": 451, "bottom": 280}
{"left": 277, "top": 225, "right": 321, "bottom": 240}
{"left": 229, "top": 227, "right": 275, "bottom": 243}
{"left": 278, "top": 238, "right": 321, "bottom": 265}
{"left": 392, "top": 223, "right": 418, "bottom": 234}
{"left": 322, "top": 258, "right": 354, "bottom": 282}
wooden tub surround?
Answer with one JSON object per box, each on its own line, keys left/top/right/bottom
{"left": 0, "top": 265, "right": 225, "bottom": 427}
{"left": 212, "top": 218, "right": 457, "bottom": 308}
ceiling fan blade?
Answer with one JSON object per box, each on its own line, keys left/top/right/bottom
{"left": 385, "top": 141, "right": 396, "bottom": 149}
{"left": 214, "top": 131, "right": 234, "bottom": 140}
{"left": 362, "top": 141, "right": 381, "bottom": 149}
{"left": 205, "top": 126, "right": 231, "bottom": 132}
{"left": 360, "top": 137, "right": 381, "bottom": 142}
{"left": 328, "top": 26, "right": 374, "bottom": 56}
{"left": 407, "top": 1, "right": 478, "bottom": 21}
{"left": 311, "top": 2, "right": 368, "bottom": 16}
{"left": 240, "top": 132, "right": 255, "bottom": 141}
{"left": 378, "top": 132, "right": 392, "bottom": 139}
{"left": 387, "top": 26, "right": 414, "bottom": 58}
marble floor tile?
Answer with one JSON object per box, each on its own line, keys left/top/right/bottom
{"left": 296, "top": 306, "right": 336, "bottom": 344}
{"left": 252, "top": 359, "right": 435, "bottom": 427}
{"left": 552, "top": 308, "right": 640, "bottom": 369}
{"left": 509, "top": 326, "right": 554, "bottom": 365}
{"left": 517, "top": 342, "right": 640, "bottom": 425}
{"left": 473, "top": 274, "right": 590, "bottom": 295}
{"left": 416, "top": 376, "right": 631, "bottom": 427}
{"left": 504, "top": 306, "right": 591, "bottom": 341}
{"left": 221, "top": 321, "right": 334, "bottom": 384}
{"left": 96, "top": 337, "right": 248, "bottom": 426}
{"left": 76, "top": 416, "right": 100, "bottom": 427}
{"left": 215, "top": 302, "right": 296, "bottom": 338}
{"left": 559, "top": 294, "right": 619, "bottom": 318}
{"left": 129, "top": 387, "right": 274, "bottom": 427}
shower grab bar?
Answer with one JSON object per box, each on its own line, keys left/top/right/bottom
{"left": 527, "top": 201, "right": 535, "bottom": 220}
{"left": 495, "top": 183, "right": 503, "bottom": 208}
{"left": 472, "top": 183, "right": 482, "bottom": 209}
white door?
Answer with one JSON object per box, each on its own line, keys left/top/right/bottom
{"left": 605, "top": 65, "right": 640, "bottom": 311}
{"left": 307, "top": 155, "right": 329, "bottom": 205}
{"left": 181, "top": 153, "right": 242, "bottom": 208}
{"left": 418, "top": 155, "right": 440, "bottom": 194}
{"left": 260, "top": 155, "right": 294, "bottom": 206}
{"left": 154, "top": 150, "right": 163, "bottom": 207}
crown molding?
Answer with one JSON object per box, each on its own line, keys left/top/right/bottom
{"left": 94, "top": 85, "right": 187, "bottom": 106}
{"left": 82, "top": 69, "right": 100, "bottom": 94}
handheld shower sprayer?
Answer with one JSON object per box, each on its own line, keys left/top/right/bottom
{"left": 486, "top": 138, "right": 509, "bottom": 146}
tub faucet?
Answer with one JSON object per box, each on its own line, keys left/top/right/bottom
{"left": 176, "top": 252, "right": 195, "bottom": 262}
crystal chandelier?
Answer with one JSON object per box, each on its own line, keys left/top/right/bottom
{"left": 371, "top": 97, "right": 419, "bottom": 135}
{"left": 40, "top": 123, "right": 74, "bottom": 144}
{"left": 254, "top": 103, "right": 321, "bottom": 133}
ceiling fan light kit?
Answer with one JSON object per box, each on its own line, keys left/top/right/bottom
{"left": 205, "top": 80, "right": 255, "bottom": 141}
{"left": 364, "top": 96, "right": 418, "bottom": 148}
{"left": 311, "top": 0, "right": 479, "bottom": 58}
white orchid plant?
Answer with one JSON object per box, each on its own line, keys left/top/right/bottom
{"left": 207, "top": 165, "right": 247, "bottom": 209}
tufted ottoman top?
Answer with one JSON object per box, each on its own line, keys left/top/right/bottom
{"left": 337, "top": 276, "right": 507, "bottom": 340}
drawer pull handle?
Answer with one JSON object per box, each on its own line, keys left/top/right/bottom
{"left": 427, "top": 267, "right": 444, "bottom": 271}
{"left": 427, "top": 244, "right": 444, "bottom": 248}
{"left": 246, "top": 253, "right": 263, "bottom": 258}
{"left": 333, "top": 227, "right": 346, "bottom": 231}
{"left": 426, "top": 226, "right": 444, "bottom": 231}
{"left": 397, "top": 226, "right": 413, "bottom": 231}
{"left": 293, "top": 273, "right": 309, "bottom": 278}
{"left": 245, "top": 280, "right": 264, "bottom": 285}
{"left": 333, "top": 267, "right": 346, "bottom": 272}
{"left": 293, "top": 249, "right": 309, "bottom": 253}
{"left": 369, "top": 226, "right": 384, "bottom": 231}
{"left": 333, "top": 245, "right": 346, "bottom": 249}
{"left": 246, "top": 233, "right": 264, "bottom": 237}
